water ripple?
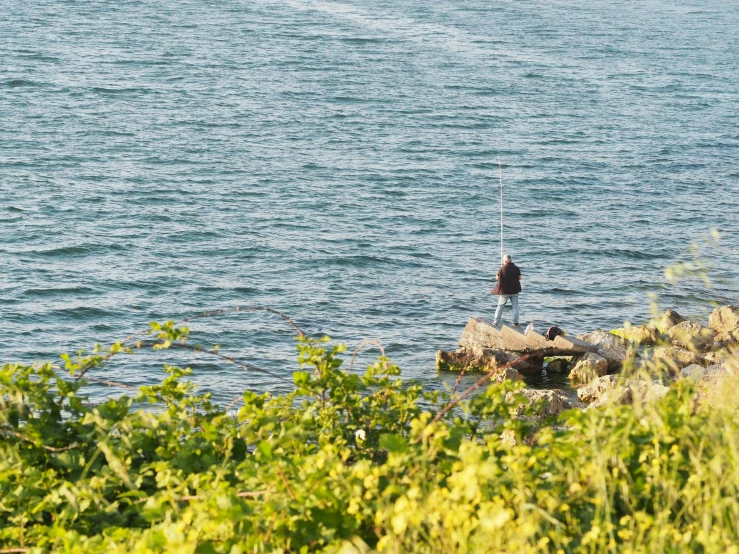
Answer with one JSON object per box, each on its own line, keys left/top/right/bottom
{"left": 1, "top": 0, "right": 738, "bottom": 402}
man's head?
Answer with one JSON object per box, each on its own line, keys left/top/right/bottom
{"left": 503, "top": 254, "right": 512, "bottom": 264}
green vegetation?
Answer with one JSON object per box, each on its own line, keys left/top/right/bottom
{"left": 1, "top": 316, "right": 739, "bottom": 553}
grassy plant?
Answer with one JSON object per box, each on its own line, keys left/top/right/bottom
{"left": 1, "top": 314, "right": 738, "bottom": 553}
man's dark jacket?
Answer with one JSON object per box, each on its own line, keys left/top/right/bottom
{"left": 491, "top": 262, "right": 521, "bottom": 295}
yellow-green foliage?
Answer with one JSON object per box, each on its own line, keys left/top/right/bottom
{"left": 1, "top": 323, "right": 738, "bottom": 553}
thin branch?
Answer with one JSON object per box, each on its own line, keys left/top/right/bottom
{"left": 0, "top": 429, "right": 79, "bottom": 453}
{"left": 83, "top": 376, "right": 140, "bottom": 391}
{"left": 225, "top": 395, "right": 245, "bottom": 411}
{"left": 159, "top": 342, "right": 292, "bottom": 384}
{"left": 178, "top": 306, "right": 305, "bottom": 338}
{"left": 348, "top": 339, "right": 386, "bottom": 372}
{"left": 450, "top": 366, "right": 468, "bottom": 397}
{"left": 277, "top": 465, "right": 297, "bottom": 500}
{"left": 179, "top": 490, "right": 267, "bottom": 501}
{"left": 74, "top": 305, "right": 305, "bottom": 379}
{"left": 0, "top": 549, "right": 30, "bottom": 553}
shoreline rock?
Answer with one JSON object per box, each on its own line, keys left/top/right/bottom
{"left": 439, "top": 305, "right": 738, "bottom": 415}
{"left": 577, "top": 330, "right": 632, "bottom": 372}
{"left": 569, "top": 352, "right": 608, "bottom": 383}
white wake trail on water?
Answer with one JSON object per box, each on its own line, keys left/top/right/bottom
{"left": 257, "top": 0, "right": 553, "bottom": 65}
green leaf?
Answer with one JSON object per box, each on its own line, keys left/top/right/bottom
{"left": 380, "top": 434, "right": 408, "bottom": 454}
{"left": 257, "top": 440, "right": 273, "bottom": 459}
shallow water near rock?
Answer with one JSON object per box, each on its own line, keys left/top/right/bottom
{"left": 2, "top": 0, "right": 738, "bottom": 402}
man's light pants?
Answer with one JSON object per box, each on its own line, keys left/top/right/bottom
{"left": 493, "top": 294, "right": 519, "bottom": 326}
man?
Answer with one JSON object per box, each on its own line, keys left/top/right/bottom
{"left": 491, "top": 254, "right": 522, "bottom": 327}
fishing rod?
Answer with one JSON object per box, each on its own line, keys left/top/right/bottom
{"left": 498, "top": 156, "right": 504, "bottom": 263}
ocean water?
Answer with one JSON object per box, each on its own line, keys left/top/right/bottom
{"left": 2, "top": 0, "right": 738, "bottom": 402}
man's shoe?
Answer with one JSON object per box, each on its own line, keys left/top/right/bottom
{"left": 512, "top": 323, "right": 520, "bottom": 327}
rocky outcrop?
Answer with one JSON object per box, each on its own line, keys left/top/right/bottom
{"left": 492, "top": 367, "right": 525, "bottom": 382}
{"left": 644, "top": 383, "right": 670, "bottom": 402}
{"left": 569, "top": 352, "right": 608, "bottom": 383}
{"left": 681, "top": 364, "right": 704, "bottom": 378}
{"left": 545, "top": 357, "right": 570, "bottom": 374}
{"left": 681, "top": 363, "right": 734, "bottom": 381}
{"left": 657, "top": 309, "right": 684, "bottom": 332}
{"left": 708, "top": 306, "right": 739, "bottom": 334}
{"left": 714, "top": 328, "right": 739, "bottom": 347}
{"left": 459, "top": 317, "right": 506, "bottom": 350}
{"left": 666, "top": 321, "right": 715, "bottom": 351}
{"left": 506, "top": 389, "right": 572, "bottom": 417}
{"left": 577, "top": 374, "right": 619, "bottom": 403}
{"left": 699, "top": 363, "right": 735, "bottom": 383}
{"left": 577, "top": 330, "right": 631, "bottom": 372}
{"left": 611, "top": 325, "right": 661, "bottom": 345}
{"left": 652, "top": 346, "right": 704, "bottom": 374}
{"left": 436, "top": 348, "right": 536, "bottom": 375}
{"left": 582, "top": 379, "right": 669, "bottom": 410}
{"left": 458, "top": 317, "right": 596, "bottom": 356}
{"left": 443, "top": 317, "right": 601, "bottom": 375}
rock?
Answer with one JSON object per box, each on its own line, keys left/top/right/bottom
{"left": 492, "top": 367, "right": 524, "bottom": 382}
{"left": 569, "top": 352, "right": 608, "bottom": 383}
{"left": 586, "top": 380, "right": 667, "bottom": 409}
{"left": 585, "top": 387, "right": 632, "bottom": 409}
{"left": 436, "top": 348, "right": 541, "bottom": 374}
{"left": 657, "top": 309, "right": 685, "bottom": 332}
{"left": 611, "top": 325, "right": 661, "bottom": 345}
{"left": 577, "top": 330, "right": 631, "bottom": 372}
{"left": 458, "top": 317, "right": 505, "bottom": 350}
{"left": 501, "top": 325, "right": 548, "bottom": 351}
{"left": 457, "top": 317, "right": 597, "bottom": 357}
{"left": 666, "top": 321, "right": 715, "bottom": 351}
{"left": 577, "top": 374, "right": 619, "bottom": 403}
{"left": 652, "top": 346, "right": 704, "bottom": 374}
{"left": 708, "top": 306, "right": 739, "bottom": 333}
{"left": 545, "top": 357, "right": 570, "bottom": 374}
{"left": 703, "top": 349, "right": 729, "bottom": 366}
{"left": 713, "top": 327, "right": 739, "bottom": 346}
{"left": 700, "top": 363, "right": 734, "bottom": 384}
{"left": 681, "top": 364, "right": 704, "bottom": 378}
{"left": 506, "top": 389, "right": 572, "bottom": 418}
{"left": 645, "top": 384, "right": 670, "bottom": 402}
{"left": 551, "top": 334, "right": 598, "bottom": 354}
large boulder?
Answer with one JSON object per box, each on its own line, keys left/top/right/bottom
{"left": 657, "top": 309, "right": 684, "bottom": 332}
{"left": 436, "top": 348, "right": 536, "bottom": 375}
{"left": 492, "top": 367, "right": 525, "bottom": 383}
{"left": 703, "top": 349, "right": 732, "bottom": 366}
{"left": 681, "top": 364, "right": 705, "bottom": 378}
{"left": 700, "top": 363, "right": 735, "bottom": 384}
{"left": 682, "top": 363, "right": 734, "bottom": 382}
{"left": 584, "top": 379, "right": 649, "bottom": 409}
{"left": 545, "top": 357, "right": 570, "bottom": 374}
{"left": 458, "top": 317, "right": 505, "bottom": 350}
{"left": 666, "top": 321, "right": 715, "bottom": 351}
{"left": 506, "top": 389, "right": 572, "bottom": 418}
{"left": 713, "top": 327, "right": 739, "bottom": 347}
{"left": 577, "top": 330, "right": 631, "bottom": 372}
{"left": 577, "top": 374, "right": 619, "bottom": 403}
{"left": 708, "top": 306, "right": 739, "bottom": 333}
{"left": 569, "top": 352, "right": 608, "bottom": 383}
{"left": 644, "top": 384, "right": 671, "bottom": 402}
{"left": 652, "top": 346, "right": 704, "bottom": 374}
{"left": 611, "top": 325, "right": 661, "bottom": 345}
{"left": 586, "top": 380, "right": 668, "bottom": 410}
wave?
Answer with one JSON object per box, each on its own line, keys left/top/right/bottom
{"left": 24, "top": 286, "right": 95, "bottom": 297}
{"left": 4, "top": 79, "right": 37, "bottom": 88}
{"left": 91, "top": 87, "right": 150, "bottom": 94}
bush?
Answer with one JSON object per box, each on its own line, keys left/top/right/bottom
{"left": 1, "top": 320, "right": 738, "bottom": 553}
